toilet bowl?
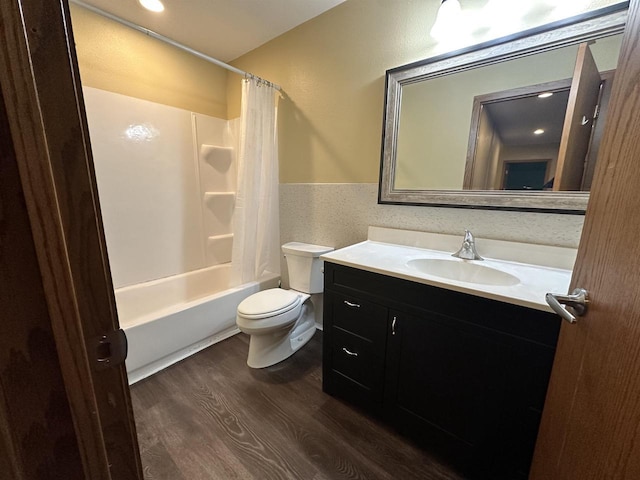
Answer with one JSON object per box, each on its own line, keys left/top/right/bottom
{"left": 236, "top": 242, "right": 333, "bottom": 368}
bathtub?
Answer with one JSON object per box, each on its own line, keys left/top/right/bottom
{"left": 117, "top": 264, "right": 280, "bottom": 384}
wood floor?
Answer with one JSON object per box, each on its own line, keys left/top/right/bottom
{"left": 130, "top": 331, "right": 466, "bottom": 480}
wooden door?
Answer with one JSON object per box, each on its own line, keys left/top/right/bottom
{"left": 554, "top": 43, "right": 602, "bottom": 191}
{"left": 0, "top": 1, "right": 143, "bottom": 479}
{"left": 531, "top": 0, "right": 640, "bottom": 478}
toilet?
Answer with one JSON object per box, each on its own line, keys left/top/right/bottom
{"left": 236, "top": 242, "right": 334, "bottom": 368}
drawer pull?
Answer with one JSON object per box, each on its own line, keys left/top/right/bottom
{"left": 343, "top": 300, "right": 361, "bottom": 308}
{"left": 342, "top": 347, "right": 359, "bottom": 357}
{"left": 392, "top": 316, "right": 397, "bottom": 335}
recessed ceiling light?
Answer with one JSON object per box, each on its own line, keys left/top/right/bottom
{"left": 538, "top": 92, "right": 554, "bottom": 98}
{"left": 534, "top": 129, "right": 545, "bottom": 135}
{"left": 139, "top": 0, "right": 164, "bottom": 12}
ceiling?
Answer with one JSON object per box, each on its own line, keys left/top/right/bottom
{"left": 74, "top": 0, "right": 346, "bottom": 62}
{"left": 486, "top": 89, "right": 571, "bottom": 146}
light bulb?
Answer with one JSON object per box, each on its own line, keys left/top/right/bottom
{"left": 139, "top": 0, "right": 164, "bottom": 13}
{"left": 430, "top": 0, "right": 463, "bottom": 40}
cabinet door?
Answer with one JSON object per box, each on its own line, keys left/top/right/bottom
{"left": 384, "top": 310, "right": 509, "bottom": 471}
{"left": 495, "top": 341, "right": 557, "bottom": 479}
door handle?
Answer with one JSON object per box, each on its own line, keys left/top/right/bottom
{"left": 545, "top": 288, "right": 589, "bottom": 324}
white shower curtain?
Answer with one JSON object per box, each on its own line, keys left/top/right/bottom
{"left": 231, "top": 77, "right": 280, "bottom": 286}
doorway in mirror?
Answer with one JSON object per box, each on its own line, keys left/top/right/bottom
{"left": 464, "top": 44, "right": 616, "bottom": 193}
{"left": 502, "top": 160, "right": 550, "bottom": 190}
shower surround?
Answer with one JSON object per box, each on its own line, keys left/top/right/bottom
{"left": 83, "top": 87, "right": 276, "bottom": 382}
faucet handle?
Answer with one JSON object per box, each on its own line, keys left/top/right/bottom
{"left": 452, "top": 229, "right": 483, "bottom": 261}
{"left": 463, "top": 229, "right": 474, "bottom": 242}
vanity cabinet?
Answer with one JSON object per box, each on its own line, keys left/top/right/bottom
{"left": 322, "top": 262, "right": 561, "bottom": 480}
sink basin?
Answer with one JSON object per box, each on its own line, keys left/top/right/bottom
{"left": 406, "top": 258, "right": 520, "bottom": 286}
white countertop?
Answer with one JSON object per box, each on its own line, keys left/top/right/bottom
{"left": 320, "top": 227, "right": 576, "bottom": 313}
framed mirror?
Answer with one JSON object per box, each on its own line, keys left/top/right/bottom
{"left": 379, "top": 4, "right": 628, "bottom": 213}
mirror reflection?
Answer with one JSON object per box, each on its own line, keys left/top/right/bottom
{"left": 394, "top": 34, "right": 622, "bottom": 192}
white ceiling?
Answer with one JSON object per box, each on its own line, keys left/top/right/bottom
{"left": 486, "top": 89, "right": 570, "bottom": 146}
{"left": 75, "top": 0, "right": 346, "bottom": 62}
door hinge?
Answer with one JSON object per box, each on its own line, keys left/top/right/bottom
{"left": 92, "top": 329, "right": 128, "bottom": 371}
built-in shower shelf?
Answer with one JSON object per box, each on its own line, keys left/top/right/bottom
{"left": 199, "top": 144, "right": 235, "bottom": 192}
{"left": 201, "top": 144, "right": 233, "bottom": 167}
{"left": 207, "top": 234, "right": 234, "bottom": 265}
{"left": 203, "top": 192, "right": 235, "bottom": 237}
{"left": 198, "top": 140, "right": 235, "bottom": 265}
{"left": 208, "top": 234, "right": 233, "bottom": 240}
{"left": 204, "top": 191, "right": 236, "bottom": 200}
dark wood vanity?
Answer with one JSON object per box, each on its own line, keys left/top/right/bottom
{"left": 322, "top": 262, "right": 561, "bottom": 480}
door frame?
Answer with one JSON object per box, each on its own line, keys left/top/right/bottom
{"left": 464, "top": 77, "right": 572, "bottom": 189}
{"left": 0, "top": 0, "right": 142, "bottom": 478}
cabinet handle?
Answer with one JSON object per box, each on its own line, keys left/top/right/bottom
{"left": 342, "top": 347, "right": 358, "bottom": 357}
{"left": 343, "top": 300, "right": 360, "bottom": 308}
{"left": 392, "top": 316, "right": 397, "bottom": 335}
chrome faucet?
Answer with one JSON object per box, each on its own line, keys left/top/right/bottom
{"left": 452, "top": 229, "right": 484, "bottom": 261}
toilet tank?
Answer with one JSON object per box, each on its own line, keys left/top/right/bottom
{"left": 282, "top": 242, "right": 334, "bottom": 294}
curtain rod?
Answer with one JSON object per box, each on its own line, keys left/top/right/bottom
{"left": 68, "top": 0, "right": 281, "bottom": 91}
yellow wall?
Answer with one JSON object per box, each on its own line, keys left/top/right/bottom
{"left": 229, "top": 0, "right": 623, "bottom": 184}
{"left": 70, "top": 0, "right": 623, "bottom": 183}
{"left": 70, "top": 4, "right": 229, "bottom": 119}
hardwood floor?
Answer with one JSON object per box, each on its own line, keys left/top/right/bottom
{"left": 130, "top": 331, "right": 466, "bottom": 480}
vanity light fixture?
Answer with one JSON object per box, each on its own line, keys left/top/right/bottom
{"left": 534, "top": 129, "right": 545, "bottom": 135}
{"left": 430, "top": 0, "right": 463, "bottom": 40}
{"left": 538, "top": 92, "right": 554, "bottom": 98}
{"left": 139, "top": 0, "right": 164, "bottom": 13}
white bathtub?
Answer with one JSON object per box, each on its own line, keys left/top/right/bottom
{"left": 117, "top": 264, "right": 279, "bottom": 384}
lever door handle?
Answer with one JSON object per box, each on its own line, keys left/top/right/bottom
{"left": 545, "top": 288, "right": 589, "bottom": 324}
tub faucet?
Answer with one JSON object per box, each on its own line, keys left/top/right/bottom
{"left": 452, "top": 229, "right": 484, "bottom": 261}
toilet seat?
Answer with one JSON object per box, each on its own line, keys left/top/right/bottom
{"left": 237, "top": 288, "right": 301, "bottom": 319}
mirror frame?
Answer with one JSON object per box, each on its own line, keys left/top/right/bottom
{"left": 379, "top": 4, "right": 628, "bottom": 214}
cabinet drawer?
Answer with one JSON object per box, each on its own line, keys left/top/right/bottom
{"left": 330, "top": 292, "right": 387, "bottom": 345}
{"left": 331, "top": 327, "right": 385, "bottom": 398}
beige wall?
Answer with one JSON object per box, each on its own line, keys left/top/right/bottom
{"left": 70, "top": 4, "right": 229, "bottom": 119}
{"left": 230, "top": 0, "right": 623, "bottom": 184}
{"left": 68, "top": 0, "right": 624, "bottom": 255}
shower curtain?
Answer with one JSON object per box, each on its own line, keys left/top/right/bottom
{"left": 231, "top": 77, "right": 280, "bottom": 286}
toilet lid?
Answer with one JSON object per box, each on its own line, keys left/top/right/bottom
{"left": 237, "top": 289, "right": 301, "bottom": 319}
